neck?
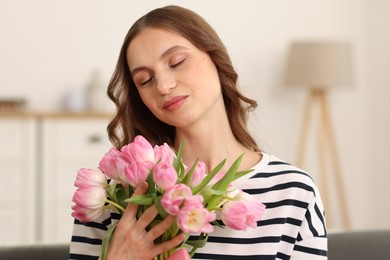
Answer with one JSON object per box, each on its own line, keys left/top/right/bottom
{"left": 174, "top": 114, "right": 260, "bottom": 173}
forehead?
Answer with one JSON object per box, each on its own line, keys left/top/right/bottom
{"left": 126, "top": 28, "right": 196, "bottom": 66}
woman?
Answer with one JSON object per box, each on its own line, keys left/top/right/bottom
{"left": 70, "top": 5, "right": 327, "bottom": 259}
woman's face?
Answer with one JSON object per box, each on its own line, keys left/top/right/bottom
{"left": 126, "top": 28, "right": 224, "bottom": 128}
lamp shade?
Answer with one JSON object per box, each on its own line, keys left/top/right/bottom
{"left": 284, "top": 41, "right": 353, "bottom": 89}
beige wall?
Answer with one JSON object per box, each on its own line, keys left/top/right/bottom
{"left": 368, "top": 0, "right": 390, "bottom": 229}
{"left": 0, "top": 0, "right": 388, "bottom": 230}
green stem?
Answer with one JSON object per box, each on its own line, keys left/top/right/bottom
{"left": 208, "top": 207, "right": 223, "bottom": 212}
{"left": 222, "top": 195, "right": 234, "bottom": 200}
{"left": 189, "top": 246, "right": 198, "bottom": 257}
{"left": 170, "top": 218, "right": 180, "bottom": 237}
{"left": 215, "top": 196, "right": 233, "bottom": 208}
{"left": 105, "top": 199, "right": 126, "bottom": 213}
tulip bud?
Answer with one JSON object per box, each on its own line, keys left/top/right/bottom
{"left": 121, "top": 135, "right": 154, "bottom": 163}
{"left": 124, "top": 161, "right": 153, "bottom": 187}
{"left": 99, "top": 147, "right": 122, "bottom": 181}
{"left": 72, "top": 186, "right": 107, "bottom": 210}
{"left": 221, "top": 191, "right": 266, "bottom": 230}
{"left": 75, "top": 168, "right": 107, "bottom": 188}
{"left": 153, "top": 162, "right": 177, "bottom": 190}
{"left": 71, "top": 204, "right": 104, "bottom": 222}
{"left": 154, "top": 143, "right": 176, "bottom": 165}
{"left": 188, "top": 161, "right": 206, "bottom": 187}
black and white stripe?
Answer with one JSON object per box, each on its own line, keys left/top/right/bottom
{"left": 69, "top": 153, "right": 327, "bottom": 259}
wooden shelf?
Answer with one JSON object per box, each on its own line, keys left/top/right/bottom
{"left": 0, "top": 110, "right": 113, "bottom": 119}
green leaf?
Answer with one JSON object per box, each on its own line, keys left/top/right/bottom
{"left": 207, "top": 188, "right": 227, "bottom": 196}
{"left": 105, "top": 183, "right": 131, "bottom": 212}
{"left": 211, "top": 220, "right": 224, "bottom": 228}
{"left": 146, "top": 168, "right": 156, "bottom": 195}
{"left": 100, "top": 223, "right": 117, "bottom": 260}
{"left": 125, "top": 194, "right": 155, "bottom": 205}
{"left": 154, "top": 196, "right": 168, "bottom": 218}
{"left": 202, "top": 188, "right": 228, "bottom": 204}
{"left": 214, "top": 154, "right": 243, "bottom": 190}
{"left": 200, "top": 187, "right": 213, "bottom": 203}
{"left": 173, "top": 140, "right": 184, "bottom": 174}
{"left": 179, "top": 163, "right": 186, "bottom": 179}
{"left": 233, "top": 169, "right": 254, "bottom": 181}
{"left": 191, "top": 159, "right": 226, "bottom": 195}
{"left": 181, "top": 158, "right": 199, "bottom": 186}
{"left": 207, "top": 154, "right": 244, "bottom": 209}
{"left": 115, "top": 184, "right": 129, "bottom": 210}
{"left": 185, "top": 234, "right": 209, "bottom": 248}
{"left": 105, "top": 183, "right": 115, "bottom": 196}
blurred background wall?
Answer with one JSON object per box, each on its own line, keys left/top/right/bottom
{"left": 0, "top": 0, "right": 389, "bottom": 232}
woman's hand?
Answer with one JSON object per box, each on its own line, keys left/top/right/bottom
{"left": 106, "top": 182, "right": 185, "bottom": 260}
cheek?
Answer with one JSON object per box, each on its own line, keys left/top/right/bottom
{"left": 200, "top": 68, "right": 221, "bottom": 98}
{"left": 192, "top": 58, "right": 221, "bottom": 91}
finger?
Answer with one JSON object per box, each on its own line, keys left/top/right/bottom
{"left": 136, "top": 205, "right": 159, "bottom": 231}
{"left": 114, "top": 182, "right": 149, "bottom": 241}
{"left": 146, "top": 215, "right": 175, "bottom": 241}
{"left": 122, "top": 181, "right": 149, "bottom": 220}
{"left": 152, "top": 233, "right": 186, "bottom": 257}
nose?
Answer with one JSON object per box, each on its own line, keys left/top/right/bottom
{"left": 156, "top": 72, "right": 176, "bottom": 95}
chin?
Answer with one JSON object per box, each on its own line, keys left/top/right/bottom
{"left": 169, "top": 118, "right": 195, "bottom": 129}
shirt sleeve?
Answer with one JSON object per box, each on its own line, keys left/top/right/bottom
{"left": 69, "top": 210, "right": 114, "bottom": 260}
{"left": 292, "top": 185, "right": 328, "bottom": 259}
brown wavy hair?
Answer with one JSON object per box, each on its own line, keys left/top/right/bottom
{"left": 107, "top": 5, "right": 259, "bottom": 152}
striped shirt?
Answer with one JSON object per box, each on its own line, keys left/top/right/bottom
{"left": 69, "top": 153, "right": 327, "bottom": 259}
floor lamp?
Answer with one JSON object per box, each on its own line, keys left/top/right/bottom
{"left": 284, "top": 41, "right": 353, "bottom": 229}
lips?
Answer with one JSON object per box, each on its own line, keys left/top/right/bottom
{"left": 163, "top": 95, "right": 188, "bottom": 111}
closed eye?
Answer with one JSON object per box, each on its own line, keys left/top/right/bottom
{"left": 140, "top": 76, "right": 153, "bottom": 86}
{"left": 170, "top": 58, "right": 185, "bottom": 68}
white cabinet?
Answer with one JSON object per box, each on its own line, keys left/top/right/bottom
{"left": 0, "top": 117, "right": 36, "bottom": 245}
{"left": 41, "top": 117, "right": 112, "bottom": 242}
{"left": 0, "top": 113, "right": 112, "bottom": 244}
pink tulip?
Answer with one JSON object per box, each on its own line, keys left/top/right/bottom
{"left": 184, "top": 194, "right": 204, "bottom": 207}
{"left": 124, "top": 161, "right": 153, "bottom": 187}
{"left": 221, "top": 192, "right": 266, "bottom": 230}
{"left": 114, "top": 157, "right": 133, "bottom": 185}
{"left": 191, "top": 161, "right": 206, "bottom": 187}
{"left": 72, "top": 186, "right": 107, "bottom": 210}
{"left": 154, "top": 143, "right": 176, "bottom": 165}
{"left": 178, "top": 203, "right": 215, "bottom": 234}
{"left": 234, "top": 192, "right": 266, "bottom": 216}
{"left": 161, "top": 184, "right": 193, "bottom": 215}
{"left": 75, "top": 168, "right": 107, "bottom": 188}
{"left": 167, "top": 248, "right": 191, "bottom": 260}
{"left": 153, "top": 162, "right": 177, "bottom": 190}
{"left": 121, "top": 135, "right": 154, "bottom": 163}
{"left": 99, "top": 147, "right": 123, "bottom": 181}
{"left": 119, "top": 143, "right": 132, "bottom": 161}
{"left": 71, "top": 204, "right": 104, "bottom": 222}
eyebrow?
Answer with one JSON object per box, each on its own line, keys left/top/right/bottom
{"left": 130, "top": 45, "right": 189, "bottom": 77}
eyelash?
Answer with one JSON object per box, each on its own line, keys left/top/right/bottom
{"left": 139, "top": 58, "right": 186, "bottom": 86}
{"left": 140, "top": 77, "right": 153, "bottom": 86}
{"left": 170, "top": 58, "right": 185, "bottom": 68}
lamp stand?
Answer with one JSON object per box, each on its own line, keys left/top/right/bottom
{"left": 295, "top": 88, "right": 351, "bottom": 229}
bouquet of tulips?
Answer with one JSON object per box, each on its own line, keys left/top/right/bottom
{"left": 71, "top": 135, "right": 266, "bottom": 260}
